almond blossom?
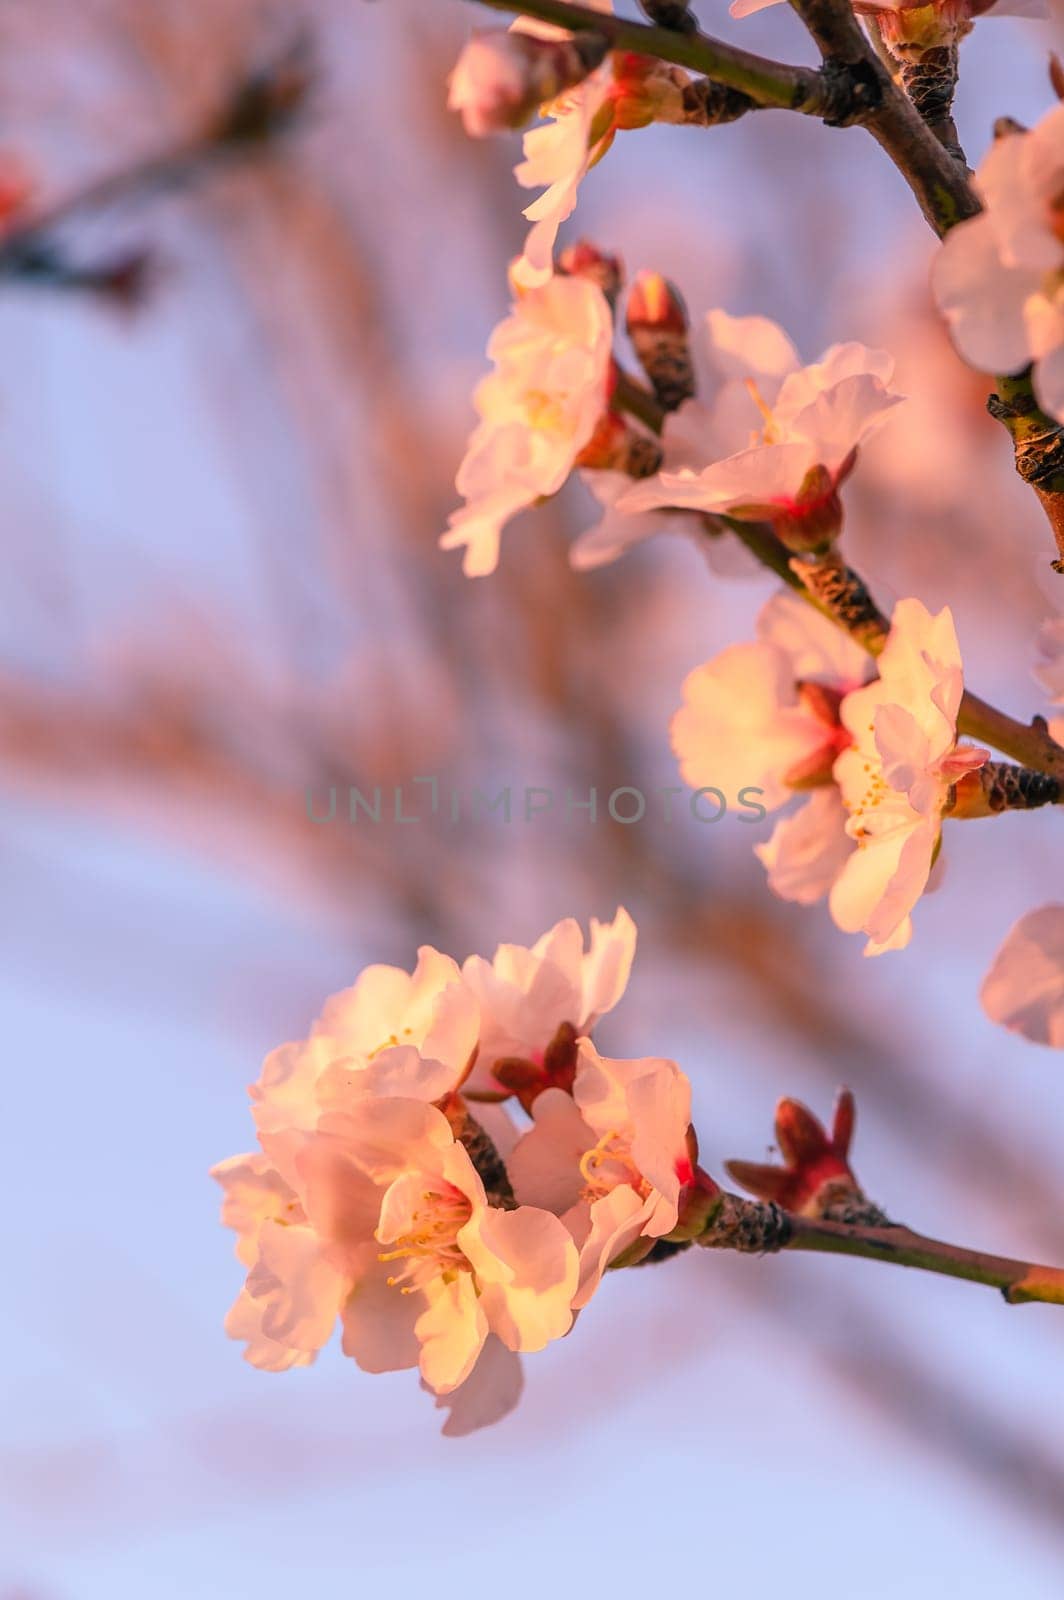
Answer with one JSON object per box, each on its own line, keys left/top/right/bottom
{"left": 442, "top": 272, "right": 613, "bottom": 576}
{"left": 611, "top": 311, "right": 902, "bottom": 557}
{"left": 932, "top": 105, "right": 1064, "bottom": 421}
{"left": 461, "top": 907, "right": 637, "bottom": 1093}
{"left": 981, "top": 904, "right": 1064, "bottom": 1048}
{"left": 672, "top": 591, "right": 867, "bottom": 904}
{"left": 447, "top": 29, "right": 606, "bottom": 139}
{"left": 250, "top": 944, "right": 480, "bottom": 1167}
{"left": 509, "top": 4, "right": 693, "bottom": 289}
{"left": 215, "top": 1076, "right": 579, "bottom": 1429}
{"left": 829, "top": 599, "right": 988, "bottom": 954}
{"left": 506, "top": 1041, "right": 698, "bottom": 1306}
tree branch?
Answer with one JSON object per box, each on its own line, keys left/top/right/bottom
{"left": 469, "top": 0, "right": 978, "bottom": 233}
{"left": 697, "top": 1192, "right": 1064, "bottom": 1306}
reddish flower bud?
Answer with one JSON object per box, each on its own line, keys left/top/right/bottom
{"left": 558, "top": 239, "right": 625, "bottom": 302}
{"left": 625, "top": 271, "right": 694, "bottom": 412}
{"left": 725, "top": 1090, "right": 864, "bottom": 1217}
{"left": 576, "top": 409, "right": 663, "bottom": 477}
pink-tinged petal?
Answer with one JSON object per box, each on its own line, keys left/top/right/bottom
{"left": 224, "top": 1290, "right": 315, "bottom": 1372}
{"left": 626, "top": 1061, "right": 690, "bottom": 1210}
{"left": 780, "top": 372, "right": 904, "bottom": 469}
{"left": 702, "top": 309, "right": 800, "bottom": 384}
{"left": 246, "top": 1220, "right": 346, "bottom": 1353}
{"left": 341, "top": 1256, "right": 424, "bottom": 1373}
{"left": 582, "top": 907, "right": 637, "bottom": 1025}
{"left": 573, "top": 1187, "right": 656, "bottom": 1308}
{"left": 415, "top": 1273, "right": 488, "bottom": 1394}
{"left": 757, "top": 590, "right": 868, "bottom": 687}
{"left": 931, "top": 214, "right": 1039, "bottom": 374}
{"left": 981, "top": 905, "right": 1064, "bottom": 1048}
{"left": 873, "top": 702, "right": 931, "bottom": 793}
{"left": 570, "top": 469, "right": 672, "bottom": 569}
{"left": 429, "top": 1336, "right": 524, "bottom": 1436}
{"left": 295, "top": 1142, "right": 391, "bottom": 1265}
{"left": 658, "top": 441, "right": 814, "bottom": 515}
{"left": 314, "top": 1097, "right": 455, "bottom": 1187}
{"left": 440, "top": 490, "right": 524, "bottom": 577}
{"left": 672, "top": 639, "right": 830, "bottom": 810}
{"left": 211, "top": 1153, "right": 302, "bottom": 1266}
{"left": 975, "top": 129, "right": 1061, "bottom": 271}
{"left": 459, "top": 1205, "right": 578, "bottom": 1351}
{"left": 830, "top": 816, "right": 936, "bottom": 953}
{"left": 251, "top": 1035, "right": 338, "bottom": 1141}
{"left": 315, "top": 963, "right": 415, "bottom": 1053}
{"left": 507, "top": 1088, "right": 595, "bottom": 1213}
{"left": 755, "top": 789, "right": 853, "bottom": 906}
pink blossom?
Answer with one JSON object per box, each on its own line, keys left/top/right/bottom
{"left": 216, "top": 1093, "right": 578, "bottom": 1420}
{"left": 507, "top": 1041, "right": 694, "bottom": 1306}
{"left": 830, "top": 599, "right": 988, "bottom": 954}
{"left": 932, "top": 107, "right": 1064, "bottom": 420}
{"left": 612, "top": 311, "right": 902, "bottom": 554}
{"left": 250, "top": 945, "right": 480, "bottom": 1170}
{"left": 442, "top": 274, "right": 614, "bottom": 576}
{"left": 981, "top": 905, "right": 1064, "bottom": 1048}
{"left": 672, "top": 591, "right": 866, "bottom": 906}
{"left": 461, "top": 908, "right": 637, "bottom": 1090}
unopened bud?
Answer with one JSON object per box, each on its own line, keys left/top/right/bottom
{"left": 725, "top": 1090, "right": 886, "bottom": 1223}
{"left": 610, "top": 53, "right": 690, "bottom": 131}
{"left": 577, "top": 409, "right": 663, "bottom": 477}
{"left": 625, "top": 271, "right": 694, "bottom": 412}
{"left": 448, "top": 29, "right": 608, "bottom": 138}
{"left": 557, "top": 239, "right": 625, "bottom": 302}
{"left": 950, "top": 760, "right": 1061, "bottom": 816}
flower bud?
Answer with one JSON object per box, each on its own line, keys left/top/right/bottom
{"left": 610, "top": 53, "right": 689, "bottom": 131}
{"left": 576, "top": 409, "right": 663, "bottom": 477}
{"left": 725, "top": 1090, "right": 876, "bottom": 1220}
{"left": 949, "top": 761, "right": 1061, "bottom": 817}
{"left": 448, "top": 29, "right": 608, "bottom": 138}
{"left": 558, "top": 239, "right": 625, "bottom": 302}
{"left": 625, "top": 271, "right": 694, "bottom": 412}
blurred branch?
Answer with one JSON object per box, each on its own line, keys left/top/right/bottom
{"left": 0, "top": 34, "right": 313, "bottom": 300}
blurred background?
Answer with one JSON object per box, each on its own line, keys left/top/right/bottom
{"left": 3, "top": 1, "right": 1064, "bottom": 1594}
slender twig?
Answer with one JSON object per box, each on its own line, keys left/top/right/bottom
{"left": 469, "top": 0, "right": 977, "bottom": 234}
{"left": 696, "top": 1192, "right": 1064, "bottom": 1306}
{"left": 783, "top": 1213, "right": 1064, "bottom": 1306}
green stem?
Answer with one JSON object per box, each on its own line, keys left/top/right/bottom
{"left": 783, "top": 1212, "right": 1064, "bottom": 1306}
{"left": 469, "top": 0, "right": 825, "bottom": 109}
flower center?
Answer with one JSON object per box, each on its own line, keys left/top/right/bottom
{"left": 744, "top": 378, "right": 781, "bottom": 445}
{"left": 523, "top": 387, "right": 567, "bottom": 433}
{"left": 578, "top": 1129, "right": 649, "bottom": 1202}
{"left": 377, "top": 1184, "right": 473, "bottom": 1293}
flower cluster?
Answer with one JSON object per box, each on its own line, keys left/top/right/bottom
{"left": 446, "top": 263, "right": 903, "bottom": 575}
{"left": 213, "top": 910, "right": 718, "bottom": 1432}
